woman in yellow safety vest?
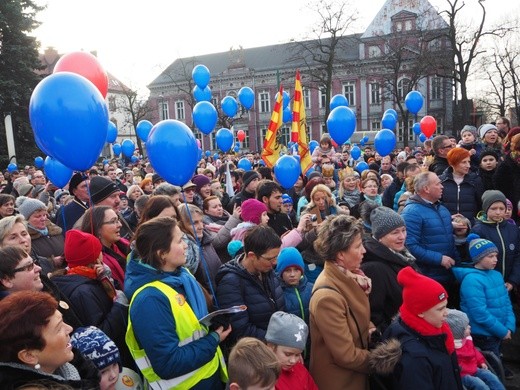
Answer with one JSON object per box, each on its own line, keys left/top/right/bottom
{"left": 125, "top": 216, "right": 231, "bottom": 389}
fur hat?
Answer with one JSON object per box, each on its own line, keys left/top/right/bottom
{"left": 65, "top": 229, "right": 102, "bottom": 268}
{"left": 478, "top": 124, "right": 498, "bottom": 139}
{"left": 467, "top": 233, "right": 498, "bottom": 265}
{"left": 15, "top": 196, "right": 46, "bottom": 219}
{"left": 446, "top": 309, "right": 469, "bottom": 340}
{"left": 89, "top": 176, "right": 119, "bottom": 204}
{"left": 478, "top": 149, "right": 499, "bottom": 164}
{"left": 31, "top": 185, "right": 45, "bottom": 198}
{"left": 191, "top": 174, "right": 211, "bottom": 192}
{"left": 18, "top": 183, "right": 34, "bottom": 197}
{"left": 447, "top": 147, "right": 470, "bottom": 167}
{"left": 265, "top": 311, "right": 308, "bottom": 351}
{"left": 276, "top": 247, "right": 304, "bottom": 275}
{"left": 481, "top": 190, "right": 506, "bottom": 214}
{"left": 71, "top": 326, "right": 121, "bottom": 371}
{"left": 69, "top": 172, "right": 87, "bottom": 193}
{"left": 241, "top": 199, "right": 268, "bottom": 225}
{"left": 242, "top": 171, "right": 261, "bottom": 190}
{"left": 54, "top": 189, "right": 70, "bottom": 202}
{"left": 460, "top": 125, "right": 477, "bottom": 138}
{"left": 398, "top": 266, "right": 448, "bottom": 315}
{"left": 282, "top": 194, "right": 293, "bottom": 205}
{"left": 370, "top": 206, "right": 405, "bottom": 240}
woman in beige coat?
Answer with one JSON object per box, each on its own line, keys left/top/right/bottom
{"left": 309, "top": 214, "right": 373, "bottom": 390}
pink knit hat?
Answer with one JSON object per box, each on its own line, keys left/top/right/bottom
{"left": 240, "top": 199, "right": 268, "bottom": 225}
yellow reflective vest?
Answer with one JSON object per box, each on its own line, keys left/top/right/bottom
{"left": 126, "top": 280, "right": 227, "bottom": 390}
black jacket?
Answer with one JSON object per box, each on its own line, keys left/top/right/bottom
{"left": 439, "top": 167, "right": 484, "bottom": 222}
{"left": 493, "top": 155, "right": 520, "bottom": 224}
{"left": 429, "top": 156, "right": 449, "bottom": 176}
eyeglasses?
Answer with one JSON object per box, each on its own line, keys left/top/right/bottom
{"left": 184, "top": 188, "right": 196, "bottom": 193}
{"left": 13, "top": 260, "right": 36, "bottom": 273}
{"left": 363, "top": 184, "right": 379, "bottom": 189}
{"left": 440, "top": 144, "right": 453, "bottom": 149}
{"left": 102, "top": 217, "right": 121, "bottom": 225}
{"left": 33, "top": 175, "right": 44, "bottom": 179}
{"left": 258, "top": 254, "right": 278, "bottom": 263}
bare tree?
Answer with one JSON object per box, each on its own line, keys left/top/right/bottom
{"left": 476, "top": 51, "right": 511, "bottom": 117}
{"left": 289, "top": 0, "right": 359, "bottom": 125}
{"left": 440, "top": 0, "right": 515, "bottom": 127}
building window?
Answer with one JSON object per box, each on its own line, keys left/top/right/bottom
{"left": 370, "top": 83, "right": 381, "bottom": 104}
{"left": 237, "top": 128, "right": 250, "bottom": 149}
{"left": 193, "top": 129, "right": 203, "bottom": 147}
{"left": 436, "top": 117, "right": 443, "bottom": 136}
{"left": 397, "top": 119, "right": 415, "bottom": 142}
{"left": 397, "top": 78, "right": 410, "bottom": 102}
{"left": 279, "top": 126, "right": 291, "bottom": 147}
{"left": 303, "top": 88, "right": 311, "bottom": 109}
{"left": 320, "top": 87, "right": 327, "bottom": 108}
{"left": 259, "top": 91, "right": 270, "bottom": 113}
{"left": 176, "top": 101, "right": 185, "bottom": 120}
{"left": 368, "top": 45, "right": 381, "bottom": 58}
{"left": 396, "top": 21, "right": 403, "bottom": 32}
{"left": 108, "top": 96, "right": 117, "bottom": 111}
{"left": 343, "top": 82, "right": 355, "bottom": 106}
{"left": 210, "top": 132, "right": 217, "bottom": 150}
{"left": 160, "top": 101, "right": 169, "bottom": 120}
{"left": 405, "top": 20, "right": 412, "bottom": 31}
{"left": 431, "top": 77, "right": 442, "bottom": 100}
{"left": 371, "top": 120, "right": 381, "bottom": 131}
{"left": 211, "top": 97, "right": 218, "bottom": 107}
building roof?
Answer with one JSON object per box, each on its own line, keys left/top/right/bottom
{"left": 361, "top": 0, "right": 448, "bottom": 39}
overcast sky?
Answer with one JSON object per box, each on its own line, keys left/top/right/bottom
{"left": 33, "top": 0, "right": 516, "bottom": 95}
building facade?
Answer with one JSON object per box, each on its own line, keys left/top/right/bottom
{"left": 147, "top": 0, "right": 454, "bottom": 152}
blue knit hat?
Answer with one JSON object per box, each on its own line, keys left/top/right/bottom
{"left": 276, "top": 247, "right": 304, "bottom": 275}
{"left": 227, "top": 240, "right": 244, "bottom": 258}
{"left": 467, "top": 233, "right": 498, "bottom": 264}
{"left": 282, "top": 194, "right": 293, "bottom": 205}
{"left": 71, "top": 326, "right": 121, "bottom": 371}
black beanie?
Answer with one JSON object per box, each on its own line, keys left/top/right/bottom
{"left": 242, "top": 171, "right": 260, "bottom": 189}
{"left": 89, "top": 176, "right": 119, "bottom": 204}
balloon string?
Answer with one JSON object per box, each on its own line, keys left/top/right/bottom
{"left": 180, "top": 191, "right": 219, "bottom": 309}
{"left": 84, "top": 172, "right": 94, "bottom": 237}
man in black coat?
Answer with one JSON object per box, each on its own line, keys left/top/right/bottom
{"left": 55, "top": 172, "right": 89, "bottom": 235}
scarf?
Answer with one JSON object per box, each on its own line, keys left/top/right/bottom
{"left": 335, "top": 263, "right": 372, "bottom": 295}
{"left": 389, "top": 247, "right": 416, "bottom": 265}
{"left": 164, "top": 267, "right": 209, "bottom": 319}
{"left": 29, "top": 224, "right": 49, "bottom": 236}
{"left": 364, "top": 194, "right": 382, "bottom": 206}
{"left": 400, "top": 305, "right": 455, "bottom": 354}
{"left": 67, "top": 266, "right": 117, "bottom": 300}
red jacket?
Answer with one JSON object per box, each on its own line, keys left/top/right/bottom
{"left": 454, "top": 337, "right": 486, "bottom": 377}
{"left": 275, "top": 362, "right": 318, "bottom": 390}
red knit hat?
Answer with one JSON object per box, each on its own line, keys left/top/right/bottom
{"left": 65, "top": 229, "right": 102, "bottom": 268}
{"left": 398, "top": 267, "right": 448, "bottom": 315}
{"left": 240, "top": 199, "right": 268, "bottom": 225}
{"left": 447, "top": 147, "right": 470, "bottom": 167}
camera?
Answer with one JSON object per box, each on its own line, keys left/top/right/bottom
{"left": 310, "top": 215, "right": 317, "bottom": 222}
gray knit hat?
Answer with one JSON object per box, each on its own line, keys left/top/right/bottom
{"left": 481, "top": 190, "right": 506, "bottom": 214}
{"left": 460, "top": 125, "right": 477, "bottom": 138}
{"left": 15, "top": 196, "right": 47, "bottom": 219}
{"left": 446, "top": 309, "right": 469, "bottom": 340}
{"left": 265, "top": 311, "right": 308, "bottom": 351}
{"left": 370, "top": 206, "right": 405, "bottom": 240}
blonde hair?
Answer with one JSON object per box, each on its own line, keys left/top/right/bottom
{"left": 307, "top": 184, "right": 336, "bottom": 210}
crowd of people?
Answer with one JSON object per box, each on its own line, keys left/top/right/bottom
{"left": 0, "top": 120, "right": 519, "bottom": 389}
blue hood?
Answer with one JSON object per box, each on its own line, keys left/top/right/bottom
{"left": 452, "top": 266, "right": 480, "bottom": 283}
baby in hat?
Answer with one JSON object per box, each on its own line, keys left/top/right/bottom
{"left": 265, "top": 311, "right": 318, "bottom": 389}
{"left": 446, "top": 309, "right": 505, "bottom": 389}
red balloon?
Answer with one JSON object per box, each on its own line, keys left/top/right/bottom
{"left": 54, "top": 51, "right": 108, "bottom": 98}
{"left": 420, "top": 115, "right": 437, "bottom": 138}
{"left": 237, "top": 130, "right": 245, "bottom": 142}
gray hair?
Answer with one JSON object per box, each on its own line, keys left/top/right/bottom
{"left": 314, "top": 214, "right": 363, "bottom": 262}
{"left": 413, "top": 172, "right": 433, "bottom": 194}
{"left": 0, "top": 215, "right": 27, "bottom": 245}
{"left": 153, "top": 183, "right": 180, "bottom": 197}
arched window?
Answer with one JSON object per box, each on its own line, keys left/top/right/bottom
{"left": 397, "top": 78, "right": 410, "bottom": 102}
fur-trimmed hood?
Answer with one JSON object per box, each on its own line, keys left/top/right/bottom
{"left": 369, "top": 338, "right": 402, "bottom": 375}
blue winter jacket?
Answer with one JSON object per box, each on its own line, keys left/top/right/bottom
{"left": 439, "top": 167, "right": 484, "bottom": 222}
{"left": 279, "top": 275, "right": 313, "bottom": 324}
{"left": 124, "top": 252, "right": 222, "bottom": 390}
{"left": 471, "top": 216, "right": 520, "bottom": 286}
{"left": 452, "top": 266, "right": 516, "bottom": 339}
{"left": 401, "top": 195, "right": 459, "bottom": 283}
{"left": 215, "top": 254, "right": 285, "bottom": 344}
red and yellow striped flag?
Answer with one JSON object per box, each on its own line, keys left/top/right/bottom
{"left": 261, "top": 85, "right": 284, "bottom": 168}
{"left": 292, "top": 70, "right": 313, "bottom": 175}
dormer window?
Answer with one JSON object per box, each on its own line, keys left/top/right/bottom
{"left": 396, "top": 22, "right": 403, "bottom": 32}
{"left": 368, "top": 45, "right": 381, "bottom": 58}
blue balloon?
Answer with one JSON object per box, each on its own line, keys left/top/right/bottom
{"left": 360, "top": 139, "right": 366, "bottom": 146}
{"left": 330, "top": 94, "right": 349, "bottom": 111}
{"left": 233, "top": 144, "right": 240, "bottom": 153}
{"left": 274, "top": 155, "right": 301, "bottom": 188}
{"left": 136, "top": 120, "right": 153, "bottom": 142}
{"left": 374, "top": 129, "right": 397, "bottom": 157}
{"left": 276, "top": 91, "right": 291, "bottom": 109}
{"left": 7, "top": 163, "right": 17, "bottom": 173}
{"left": 193, "top": 101, "right": 218, "bottom": 135}
{"left": 419, "top": 133, "right": 427, "bottom": 142}
{"left": 34, "top": 156, "right": 44, "bottom": 169}
{"left": 29, "top": 72, "right": 109, "bottom": 171}
{"left": 192, "top": 64, "right": 210, "bottom": 89}
{"left": 216, "top": 128, "right": 234, "bottom": 152}
{"left": 363, "top": 136, "right": 369, "bottom": 143}
{"left": 147, "top": 120, "right": 199, "bottom": 186}
{"left": 381, "top": 113, "right": 397, "bottom": 131}
{"left": 131, "top": 155, "right": 139, "bottom": 163}
{"left": 238, "top": 158, "right": 252, "bottom": 171}
{"left": 44, "top": 156, "right": 73, "bottom": 188}
{"left": 309, "top": 140, "right": 319, "bottom": 154}
{"left": 112, "top": 143, "right": 121, "bottom": 156}
{"left": 327, "top": 106, "right": 356, "bottom": 145}
{"left": 197, "top": 147, "right": 203, "bottom": 161}
{"left": 205, "top": 150, "right": 211, "bottom": 157}
{"left": 237, "top": 87, "right": 254, "bottom": 110}
{"left": 355, "top": 161, "right": 369, "bottom": 173}
{"left": 121, "top": 139, "right": 135, "bottom": 158}
{"left": 193, "top": 85, "right": 212, "bottom": 102}
{"left": 283, "top": 107, "right": 292, "bottom": 123}
{"left": 351, "top": 145, "right": 361, "bottom": 160}
{"left": 221, "top": 96, "right": 238, "bottom": 117}
{"left": 213, "top": 153, "right": 219, "bottom": 161}
{"left": 384, "top": 109, "right": 398, "bottom": 121}
{"left": 412, "top": 122, "right": 422, "bottom": 135}
{"left": 102, "top": 159, "right": 109, "bottom": 166}
{"left": 106, "top": 121, "right": 118, "bottom": 143}
{"left": 258, "top": 159, "right": 265, "bottom": 166}
{"left": 405, "top": 91, "right": 424, "bottom": 115}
